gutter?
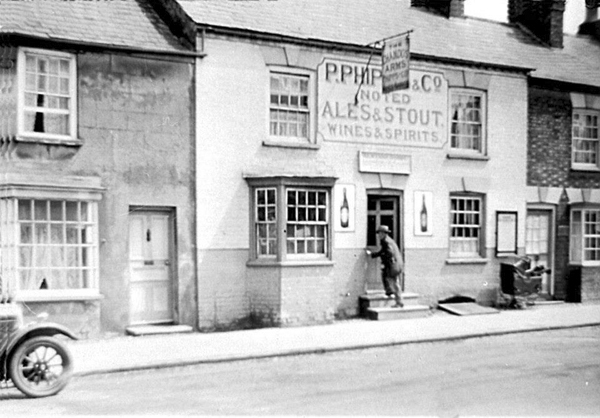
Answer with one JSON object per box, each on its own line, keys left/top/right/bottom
{"left": 197, "top": 24, "right": 532, "bottom": 74}
{"left": 0, "top": 32, "right": 205, "bottom": 59}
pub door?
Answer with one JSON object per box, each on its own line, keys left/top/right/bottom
{"left": 366, "top": 193, "right": 403, "bottom": 291}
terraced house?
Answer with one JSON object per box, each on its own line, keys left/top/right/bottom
{"left": 0, "top": 0, "right": 198, "bottom": 337}
{"left": 1, "top": 0, "right": 598, "bottom": 338}
{"left": 178, "top": 0, "right": 600, "bottom": 330}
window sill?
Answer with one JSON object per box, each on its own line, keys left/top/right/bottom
{"left": 15, "top": 292, "right": 104, "bottom": 303}
{"left": 262, "top": 139, "right": 320, "bottom": 150}
{"left": 17, "top": 135, "right": 83, "bottom": 147}
{"left": 446, "top": 153, "right": 489, "bottom": 161}
{"left": 445, "top": 257, "right": 489, "bottom": 265}
{"left": 247, "top": 259, "right": 334, "bottom": 268}
{"left": 570, "top": 262, "right": 600, "bottom": 268}
{"left": 570, "top": 166, "right": 600, "bottom": 173}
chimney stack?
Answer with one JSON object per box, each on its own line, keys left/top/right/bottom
{"left": 579, "top": 5, "right": 600, "bottom": 39}
{"left": 411, "top": 0, "right": 465, "bottom": 18}
{"left": 508, "top": 0, "right": 566, "bottom": 48}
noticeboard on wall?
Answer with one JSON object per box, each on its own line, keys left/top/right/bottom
{"left": 496, "top": 211, "right": 518, "bottom": 256}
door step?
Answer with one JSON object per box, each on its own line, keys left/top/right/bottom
{"left": 359, "top": 292, "right": 421, "bottom": 317}
{"left": 126, "top": 324, "right": 193, "bottom": 336}
{"left": 366, "top": 305, "right": 432, "bottom": 321}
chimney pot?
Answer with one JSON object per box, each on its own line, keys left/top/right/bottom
{"left": 411, "top": 0, "right": 464, "bottom": 18}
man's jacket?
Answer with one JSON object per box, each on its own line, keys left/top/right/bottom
{"left": 371, "top": 235, "right": 403, "bottom": 277}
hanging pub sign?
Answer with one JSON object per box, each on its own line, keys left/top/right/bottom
{"left": 382, "top": 32, "right": 410, "bottom": 94}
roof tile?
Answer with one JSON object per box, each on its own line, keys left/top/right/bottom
{"left": 0, "top": 0, "right": 190, "bottom": 54}
{"left": 178, "top": 0, "right": 600, "bottom": 87}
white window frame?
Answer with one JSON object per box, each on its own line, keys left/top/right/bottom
{"left": 266, "top": 66, "right": 316, "bottom": 147}
{"left": 449, "top": 194, "right": 484, "bottom": 259}
{"left": 247, "top": 177, "right": 334, "bottom": 264}
{"left": 571, "top": 109, "right": 600, "bottom": 171}
{"left": 449, "top": 88, "right": 487, "bottom": 157}
{"left": 0, "top": 191, "right": 101, "bottom": 301}
{"left": 16, "top": 47, "right": 78, "bottom": 144}
{"left": 570, "top": 206, "right": 600, "bottom": 266}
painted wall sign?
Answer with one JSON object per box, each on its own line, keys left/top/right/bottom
{"left": 414, "top": 191, "right": 433, "bottom": 236}
{"left": 318, "top": 58, "right": 447, "bottom": 148}
{"left": 382, "top": 33, "right": 410, "bottom": 94}
{"left": 334, "top": 184, "right": 355, "bottom": 232}
{"left": 358, "top": 151, "right": 411, "bottom": 175}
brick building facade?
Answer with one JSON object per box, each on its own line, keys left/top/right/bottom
{"left": 512, "top": 0, "right": 600, "bottom": 302}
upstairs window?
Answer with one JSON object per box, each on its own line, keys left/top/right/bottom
{"left": 572, "top": 109, "right": 599, "bottom": 170}
{"left": 18, "top": 48, "right": 77, "bottom": 142}
{"left": 268, "top": 69, "right": 314, "bottom": 145}
{"left": 450, "top": 89, "right": 486, "bottom": 156}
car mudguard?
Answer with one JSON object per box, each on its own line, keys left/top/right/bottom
{"left": 6, "top": 322, "right": 77, "bottom": 355}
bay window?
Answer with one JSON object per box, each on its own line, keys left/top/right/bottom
{"left": 248, "top": 177, "right": 334, "bottom": 263}
{"left": 571, "top": 207, "right": 600, "bottom": 265}
{"left": 0, "top": 197, "right": 99, "bottom": 299}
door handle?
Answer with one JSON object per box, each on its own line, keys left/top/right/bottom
{"left": 164, "top": 260, "right": 171, "bottom": 266}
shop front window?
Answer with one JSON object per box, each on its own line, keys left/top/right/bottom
{"left": 571, "top": 207, "right": 600, "bottom": 265}
{"left": 249, "top": 177, "right": 334, "bottom": 262}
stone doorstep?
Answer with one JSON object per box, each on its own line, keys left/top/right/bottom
{"left": 125, "top": 324, "right": 193, "bottom": 337}
{"left": 360, "top": 291, "right": 421, "bottom": 304}
{"left": 359, "top": 292, "right": 421, "bottom": 317}
{"left": 366, "top": 305, "right": 432, "bottom": 321}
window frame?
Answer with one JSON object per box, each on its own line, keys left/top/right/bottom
{"left": 570, "top": 205, "right": 600, "bottom": 266}
{"left": 266, "top": 66, "right": 317, "bottom": 148}
{"left": 0, "top": 180, "right": 102, "bottom": 302}
{"left": 16, "top": 47, "right": 79, "bottom": 144}
{"left": 571, "top": 108, "right": 600, "bottom": 171}
{"left": 449, "top": 193, "right": 485, "bottom": 259}
{"left": 448, "top": 88, "right": 487, "bottom": 157}
{"left": 247, "top": 176, "right": 335, "bottom": 265}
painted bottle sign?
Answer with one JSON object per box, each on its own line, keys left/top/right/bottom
{"left": 340, "top": 188, "right": 349, "bottom": 228}
{"left": 420, "top": 194, "right": 428, "bottom": 233}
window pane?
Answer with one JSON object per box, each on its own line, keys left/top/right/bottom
{"left": 450, "top": 196, "right": 482, "bottom": 258}
{"left": 22, "top": 52, "right": 74, "bottom": 139}
{"left": 14, "top": 198, "right": 97, "bottom": 291}
{"left": 19, "top": 200, "right": 32, "bottom": 220}
{"left": 285, "top": 188, "right": 329, "bottom": 256}
{"left": 572, "top": 110, "right": 600, "bottom": 168}
{"left": 269, "top": 73, "right": 310, "bottom": 141}
{"left": 450, "top": 91, "right": 484, "bottom": 153}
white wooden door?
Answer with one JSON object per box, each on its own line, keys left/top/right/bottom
{"left": 128, "top": 211, "right": 173, "bottom": 324}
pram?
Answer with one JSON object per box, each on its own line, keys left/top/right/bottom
{"left": 498, "top": 257, "right": 550, "bottom": 309}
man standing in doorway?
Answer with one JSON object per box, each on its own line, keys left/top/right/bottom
{"left": 366, "top": 225, "right": 404, "bottom": 308}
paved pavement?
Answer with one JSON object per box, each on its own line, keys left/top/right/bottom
{"left": 68, "top": 302, "right": 600, "bottom": 377}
